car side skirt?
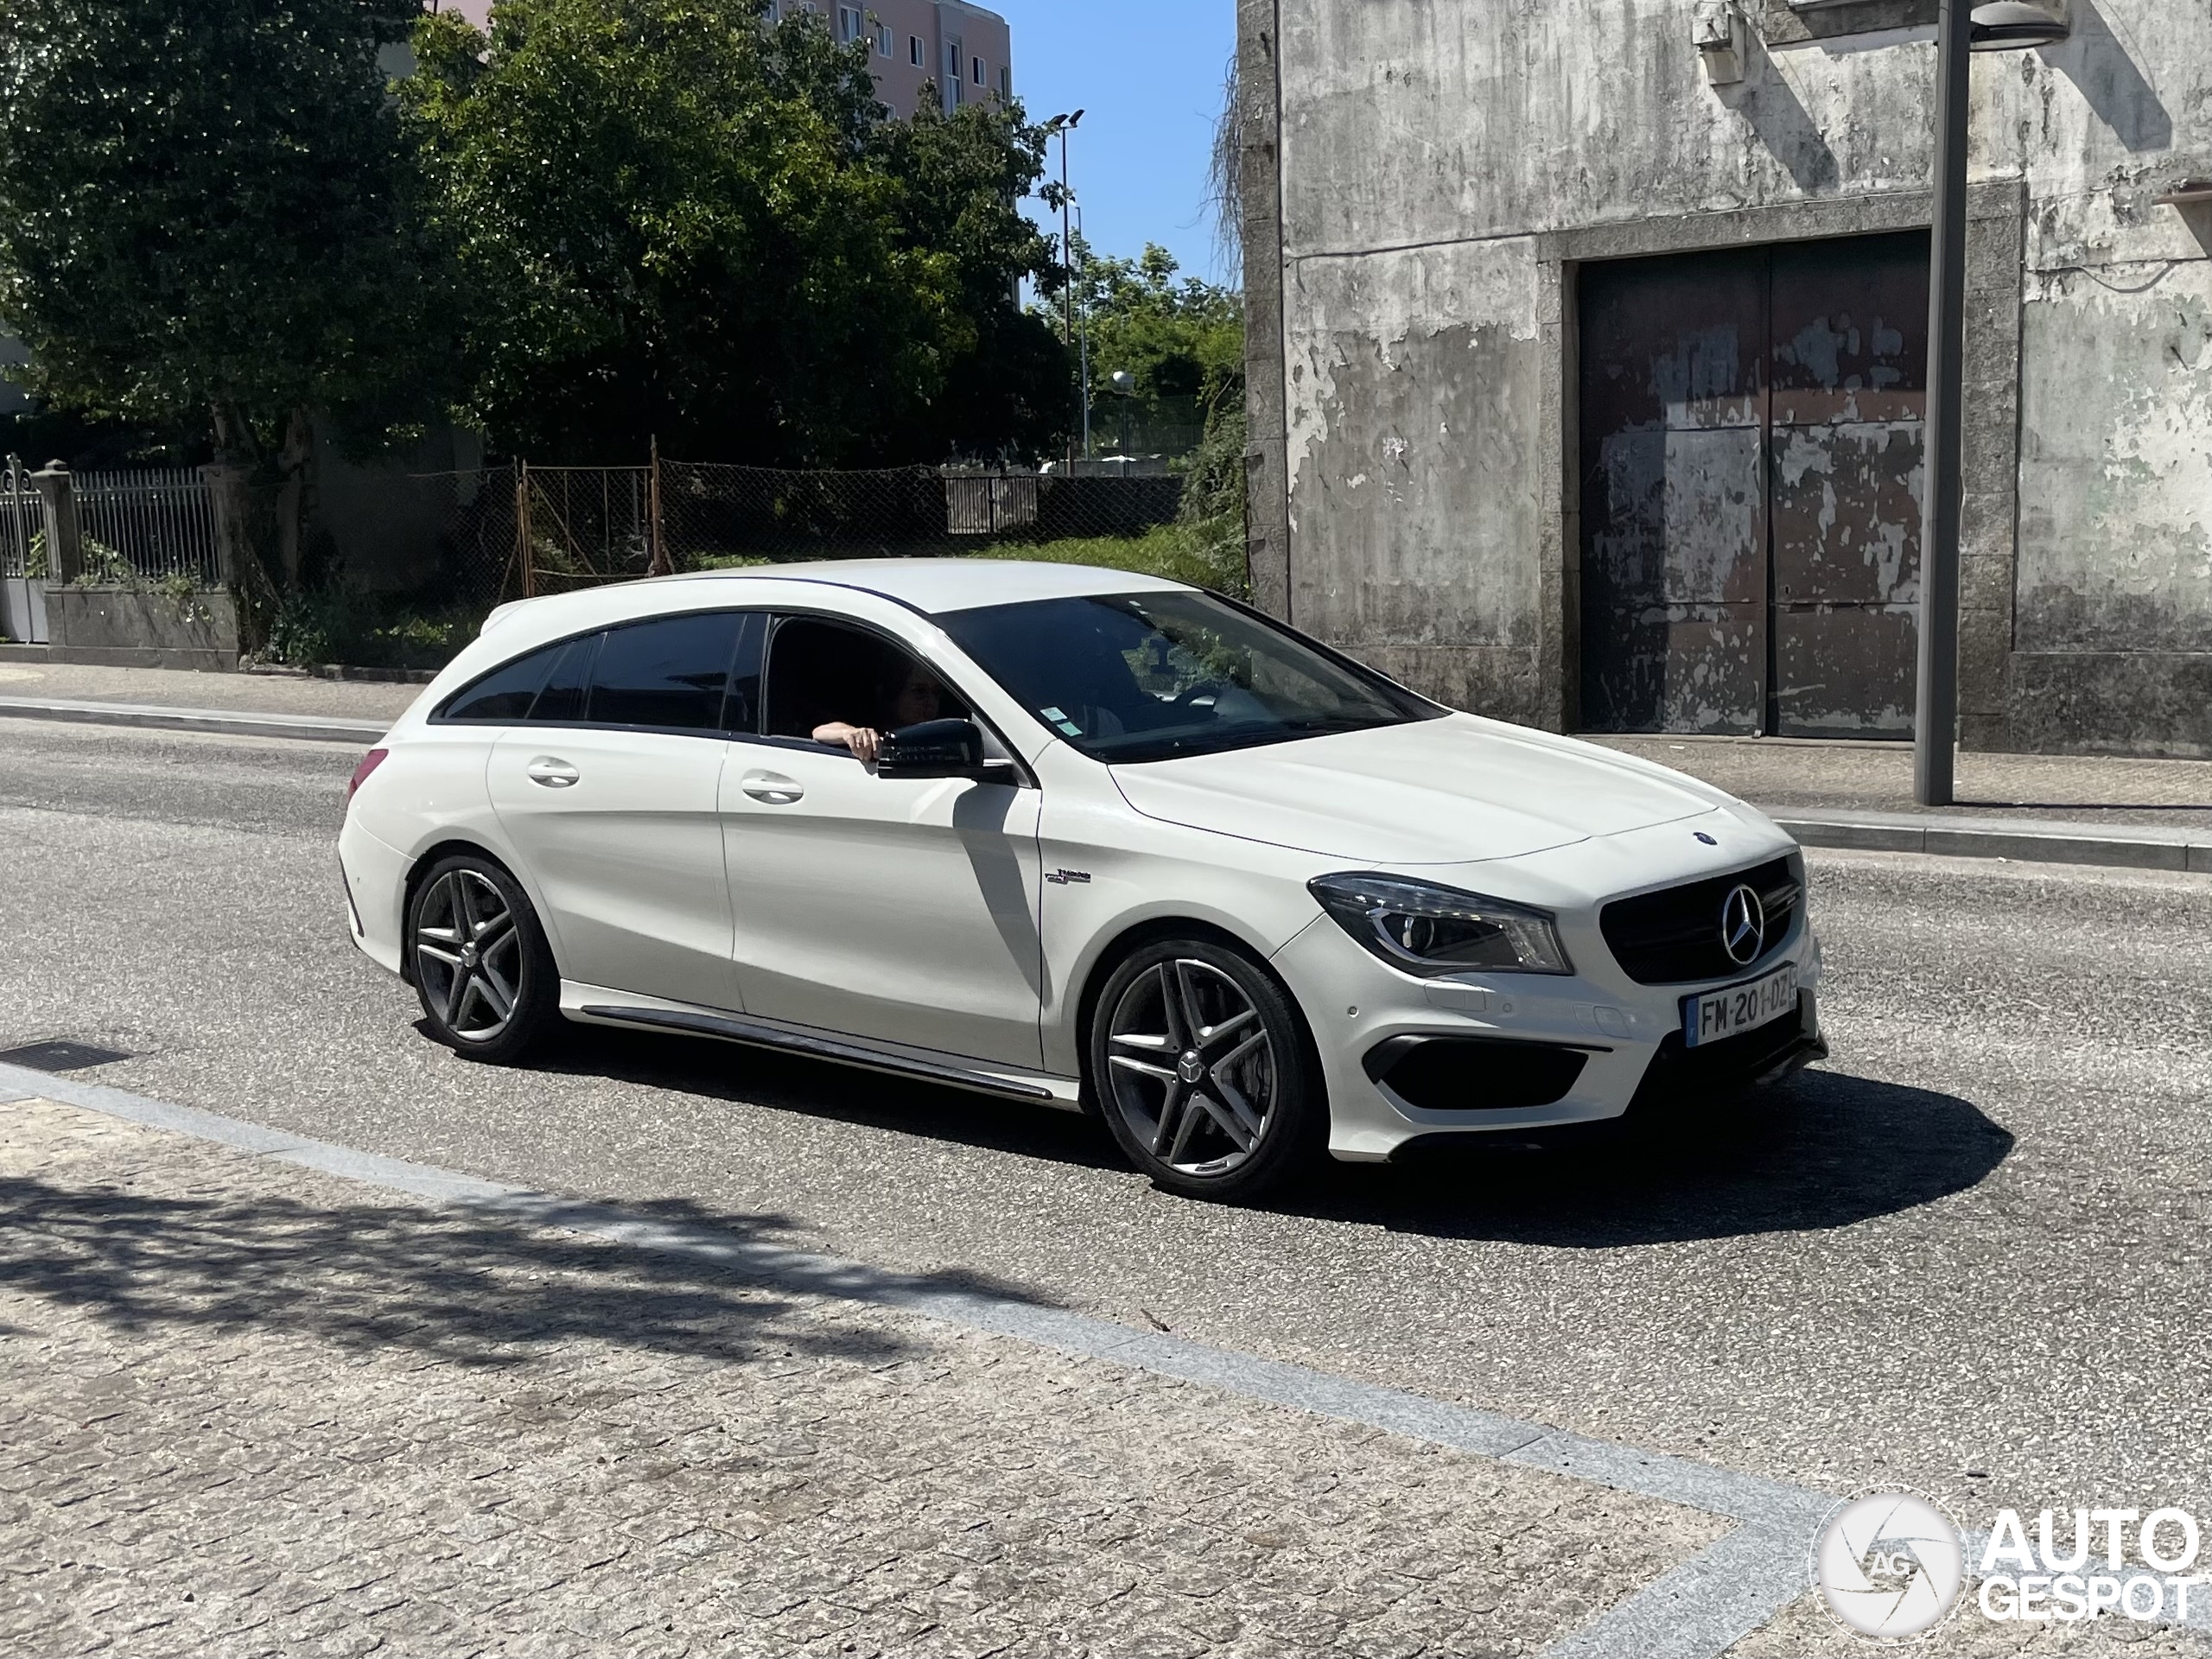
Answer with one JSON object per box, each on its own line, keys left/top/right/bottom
{"left": 561, "top": 983, "right": 1085, "bottom": 1111}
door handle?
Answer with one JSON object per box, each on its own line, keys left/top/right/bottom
{"left": 525, "top": 757, "right": 580, "bottom": 789}
{"left": 740, "top": 770, "right": 804, "bottom": 805}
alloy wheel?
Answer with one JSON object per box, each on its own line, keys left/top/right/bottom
{"left": 1104, "top": 958, "right": 1279, "bottom": 1177}
{"left": 413, "top": 868, "right": 523, "bottom": 1043}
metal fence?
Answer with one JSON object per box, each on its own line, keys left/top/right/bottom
{"left": 73, "top": 467, "right": 223, "bottom": 586}
{"left": 0, "top": 459, "right": 40, "bottom": 580}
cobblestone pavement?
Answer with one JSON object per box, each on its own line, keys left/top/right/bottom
{"left": 1, "top": 1096, "right": 1724, "bottom": 1659}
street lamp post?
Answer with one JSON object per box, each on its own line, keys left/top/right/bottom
{"left": 1046, "top": 110, "right": 1085, "bottom": 470}
{"left": 1916, "top": 1, "right": 2069, "bottom": 805}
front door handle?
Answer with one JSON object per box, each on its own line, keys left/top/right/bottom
{"left": 741, "top": 770, "right": 804, "bottom": 805}
{"left": 525, "top": 757, "right": 580, "bottom": 789}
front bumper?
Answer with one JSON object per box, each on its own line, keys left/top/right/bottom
{"left": 1272, "top": 904, "right": 1825, "bottom": 1163}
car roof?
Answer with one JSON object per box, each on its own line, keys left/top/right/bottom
{"left": 664, "top": 557, "right": 1192, "bottom": 614}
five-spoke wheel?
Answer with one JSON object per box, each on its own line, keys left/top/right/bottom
{"left": 1090, "top": 938, "right": 1319, "bottom": 1199}
{"left": 406, "top": 855, "right": 557, "bottom": 1063}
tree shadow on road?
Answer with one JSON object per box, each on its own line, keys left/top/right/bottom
{"left": 1291, "top": 1067, "right": 2015, "bottom": 1245}
{"left": 0, "top": 1162, "right": 1047, "bottom": 1371}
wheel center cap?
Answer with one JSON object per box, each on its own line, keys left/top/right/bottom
{"left": 461, "top": 943, "right": 480, "bottom": 968}
{"left": 1178, "top": 1051, "right": 1205, "bottom": 1084}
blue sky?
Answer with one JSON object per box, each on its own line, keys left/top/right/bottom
{"left": 998, "top": 1, "right": 1238, "bottom": 286}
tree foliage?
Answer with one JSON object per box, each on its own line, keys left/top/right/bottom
{"left": 1067, "top": 243, "right": 1243, "bottom": 447}
{"left": 0, "top": 0, "right": 453, "bottom": 467}
{"left": 404, "top": 0, "right": 1071, "bottom": 465}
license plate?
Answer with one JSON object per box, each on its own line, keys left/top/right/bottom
{"left": 1682, "top": 962, "right": 1799, "bottom": 1048}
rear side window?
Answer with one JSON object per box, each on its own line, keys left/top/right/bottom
{"left": 587, "top": 612, "right": 747, "bottom": 731}
{"left": 442, "top": 640, "right": 568, "bottom": 721}
{"left": 531, "top": 634, "right": 597, "bottom": 724}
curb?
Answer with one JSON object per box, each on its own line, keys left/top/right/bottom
{"left": 0, "top": 695, "right": 386, "bottom": 746}
{"left": 1770, "top": 809, "right": 2212, "bottom": 875}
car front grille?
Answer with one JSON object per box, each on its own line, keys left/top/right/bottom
{"left": 1599, "top": 855, "right": 1802, "bottom": 985}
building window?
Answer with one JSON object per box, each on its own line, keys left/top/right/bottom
{"left": 999, "top": 64, "right": 1011, "bottom": 98}
{"left": 836, "top": 4, "right": 861, "bottom": 43}
{"left": 971, "top": 55, "right": 984, "bottom": 86}
{"left": 876, "top": 23, "right": 891, "bottom": 56}
{"left": 909, "top": 35, "right": 923, "bottom": 66}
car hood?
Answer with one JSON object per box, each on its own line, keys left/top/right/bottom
{"left": 1108, "top": 715, "right": 1724, "bottom": 864}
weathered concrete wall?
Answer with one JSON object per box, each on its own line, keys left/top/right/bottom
{"left": 1258, "top": 0, "right": 2212, "bottom": 753}
{"left": 47, "top": 585, "right": 242, "bottom": 672}
{"left": 1285, "top": 239, "right": 1547, "bottom": 716}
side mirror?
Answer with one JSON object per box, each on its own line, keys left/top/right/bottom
{"left": 876, "top": 717, "right": 988, "bottom": 779}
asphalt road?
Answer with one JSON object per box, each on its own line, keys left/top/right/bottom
{"left": 2, "top": 718, "right": 2206, "bottom": 1535}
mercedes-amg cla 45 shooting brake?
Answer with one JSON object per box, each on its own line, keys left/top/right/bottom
{"left": 340, "top": 560, "right": 1826, "bottom": 1199}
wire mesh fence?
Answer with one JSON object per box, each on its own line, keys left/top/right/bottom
{"left": 658, "top": 461, "right": 1184, "bottom": 566}
{"left": 407, "top": 464, "right": 522, "bottom": 613}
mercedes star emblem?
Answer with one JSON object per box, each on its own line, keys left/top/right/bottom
{"left": 1719, "top": 884, "right": 1766, "bottom": 966}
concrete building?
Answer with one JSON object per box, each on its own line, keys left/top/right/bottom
{"left": 1238, "top": 0, "right": 2212, "bottom": 756}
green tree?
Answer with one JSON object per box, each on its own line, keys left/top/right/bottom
{"left": 404, "top": 0, "right": 1070, "bottom": 465}
{"left": 0, "top": 0, "right": 455, "bottom": 587}
{"left": 1067, "top": 243, "right": 1243, "bottom": 454}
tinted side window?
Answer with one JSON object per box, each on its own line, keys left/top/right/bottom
{"left": 587, "top": 613, "right": 743, "bottom": 731}
{"left": 530, "top": 634, "right": 598, "bottom": 724}
{"left": 442, "top": 641, "right": 564, "bottom": 721}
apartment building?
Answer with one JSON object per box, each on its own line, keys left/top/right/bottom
{"left": 802, "top": 0, "right": 1011, "bottom": 118}
{"left": 431, "top": 3, "right": 1010, "bottom": 121}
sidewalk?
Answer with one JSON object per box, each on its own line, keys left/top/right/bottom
{"left": 0, "top": 1093, "right": 1719, "bottom": 1659}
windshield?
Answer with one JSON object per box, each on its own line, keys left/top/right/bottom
{"left": 936, "top": 591, "right": 1440, "bottom": 764}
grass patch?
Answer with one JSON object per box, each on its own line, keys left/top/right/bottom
{"left": 974, "top": 517, "right": 1248, "bottom": 598}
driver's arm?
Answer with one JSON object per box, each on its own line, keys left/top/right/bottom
{"left": 813, "top": 721, "right": 884, "bottom": 764}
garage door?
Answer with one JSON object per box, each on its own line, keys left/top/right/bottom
{"left": 1577, "top": 232, "right": 1929, "bottom": 738}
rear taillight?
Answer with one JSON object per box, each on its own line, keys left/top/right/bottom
{"left": 346, "top": 747, "right": 389, "bottom": 805}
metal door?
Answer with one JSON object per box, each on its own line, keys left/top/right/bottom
{"left": 1578, "top": 250, "right": 1769, "bottom": 734}
{"left": 1768, "top": 235, "right": 1929, "bottom": 737}
{"left": 1578, "top": 233, "right": 1929, "bottom": 737}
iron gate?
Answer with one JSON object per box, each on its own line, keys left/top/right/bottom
{"left": 1577, "top": 231, "right": 1930, "bottom": 738}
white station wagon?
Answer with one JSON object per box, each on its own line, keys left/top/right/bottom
{"left": 339, "top": 560, "right": 1825, "bottom": 1199}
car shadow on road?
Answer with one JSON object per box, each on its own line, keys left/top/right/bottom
{"left": 1291, "top": 1067, "right": 2015, "bottom": 1245}
{"left": 525, "top": 1020, "right": 1128, "bottom": 1173}
{"left": 532, "top": 1027, "right": 2012, "bottom": 1248}
{"left": 0, "top": 1160, "right": 1050, "bottom": 1371}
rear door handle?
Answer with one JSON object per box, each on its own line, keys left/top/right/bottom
{"left": 525, "top": 757, "right": 580, "bottom": 789}
{"left": 740, "top": 770, "right": 804, "bottom": 804}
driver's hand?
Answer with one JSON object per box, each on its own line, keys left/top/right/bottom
{"left": 849, "top": 727, "right": 884, "bottom": 765}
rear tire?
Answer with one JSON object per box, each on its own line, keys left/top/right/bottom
{"left": 406, "top": 854, "right": 560, "bottom": 1065}
{"left": 1088, "top": 938, "right": 1323, "bottom": 1202}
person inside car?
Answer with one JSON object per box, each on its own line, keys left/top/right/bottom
{"left": 813, "top": 658, "right": 953, "bottom": 764}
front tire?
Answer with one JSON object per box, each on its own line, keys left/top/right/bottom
{"left": 407, "top": 854, "right": 560, "bottom": 1065}
{"left": 1089, "top": 938, "right": 1323, "bottom": 1202}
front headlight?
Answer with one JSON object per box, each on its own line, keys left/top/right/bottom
{"left": 1307, "top": 873, "right": 1573, "bottom": 976}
